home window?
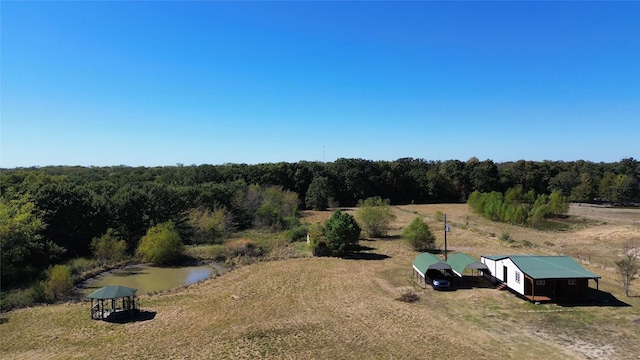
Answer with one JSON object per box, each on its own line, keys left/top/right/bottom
{"left": 568, "top": 279, "right": 576, "bottom": 286}
{"left": 536, "top": 280, "right": 545, "bottom": 286}
{"left": 515, "top": 272, "right": 520, "bottom": 283}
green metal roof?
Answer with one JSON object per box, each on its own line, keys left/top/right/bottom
{"left": 412, "top": 253, "right": 451, "bottom": 275}
{"left": 446, "top": 253, "right": 488, "bottom": 276}
{"left": 87, "top": 285, "right": 137, "bottom": 299}
{"left": 484, "top": 255, "right": 600, "bottom": 279}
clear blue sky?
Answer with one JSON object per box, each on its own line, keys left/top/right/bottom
{"left": 2, "top": 1, "right": 639, "bottom": 168}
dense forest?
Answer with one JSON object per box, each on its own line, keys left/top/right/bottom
{"left": 2, "top": 157, "right": 639, "bottom": 290}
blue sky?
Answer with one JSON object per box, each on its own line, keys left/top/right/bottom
{"left": 2, "top": 1, "right": 639, "bottom": 168}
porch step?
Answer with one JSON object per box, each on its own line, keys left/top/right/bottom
{"left": 496, "top": 282, "right": 509, "bottom": 290}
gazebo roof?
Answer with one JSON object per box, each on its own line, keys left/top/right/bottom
{"left": 87, "top": 285, "right": 137, "bottom": 299}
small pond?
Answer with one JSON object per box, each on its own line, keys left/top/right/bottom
{"left": 82, "top": 265, "right": 214, "bottom": 296}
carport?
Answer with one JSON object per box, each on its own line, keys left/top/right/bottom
{"left": 412, "top": 253, "right": 452, "bottom": 288}
{"left": 446, "top": 253, "right": 489, "bottom": 286}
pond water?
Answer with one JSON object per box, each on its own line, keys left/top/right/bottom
{"left": 81, "top": 265, "right": 214, "bottom": 296}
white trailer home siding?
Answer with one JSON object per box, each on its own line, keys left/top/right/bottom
{"left": 481, "top": 255, "right": 600, "bottom": 303}
{"left": 481, "top": 255, "right": 524, "bottom": 296}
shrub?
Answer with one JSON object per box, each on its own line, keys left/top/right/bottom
{"left": 324, "top": 210, "right": 361, "bottom": 257}
{"left": 500, "top": 232, "right": 514, "bottom": 243}
{"left": 0, "top": 282, "right": 47, "bottom": 312}
{"left": 286, "top": 225, "right": 309, "bottom": 242}
{"left": 187, "top": 207, "right": 234, "bottom": 244}
{"left": 208, "top": 244, "right": 230, "bottom": 261}
{"left": 44, "top": 265, "right": 73, "bottom": 301}
{"left": 91, "top": 229, "right": 127, "bottom": 264}
{"left": 307, "top": 222, "right": 328, "bottom": 255}
{"left": 136, "top": 222, "right": 184, "bottom": 265}
{"left": 357, "top": 197, "right": 395, "bottom": 237}
{"left": 402, "top": 217, "right": 435, "bottom": 251}
{"left": 68, "top": 257, "right": 100, "bottom": 276}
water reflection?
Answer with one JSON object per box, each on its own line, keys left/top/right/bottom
{"left": 82, "top": 265, "right": 213, "bottom": 295}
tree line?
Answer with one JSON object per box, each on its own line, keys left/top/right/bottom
{"left": 1, "top": 157, "right": 638, "bottom": 290}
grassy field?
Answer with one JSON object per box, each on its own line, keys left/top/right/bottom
{"left": 1, "top": 204, "right": 639, "bottom": 359}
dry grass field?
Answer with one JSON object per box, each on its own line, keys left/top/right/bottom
{"left": 1, "top": 204, "right": 639, "bottom": 359}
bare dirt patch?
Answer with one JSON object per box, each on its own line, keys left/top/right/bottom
{"left": 569, "top": 203, "right": 640, "bottom": 225}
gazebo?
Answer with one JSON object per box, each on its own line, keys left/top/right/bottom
{"left": 87, "top": 285, "right": 139, "bottom": 320}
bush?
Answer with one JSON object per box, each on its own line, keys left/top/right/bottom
{"left": 136, "top": 222, "right": 184, "bottom": 265}
{"left": 402, "top": 217, "right": 435, "bottom": 251}
{"left": 324, "top": 210, "right": 361, "bottom": 257}
{"left": 45, "top": 265, "right": 73, "bottom": 301}
{"left": 357, "top": 197, "right": 395, "bottom": 237}
{"left": 286, "top": 225, "right": 309, "bottom": 242}
{"left": 307, "top": 222, "right": 326, "bottom": 252}
{"left": 282, "top": 216, "right": 301, "bottom": 230}
{"left": 208, "top": 244, "right": 230, "bottom": 261}
{"left": 0, "top": 282, "right": 46, "bottom": 312}
{"left": 500, "top": 232, "right": 514, "bottom": 243}
{"left": 186, "top": 207, "right": 234, "bottom": 244}
{"left": 68, "top": 257, "right": 100, "bottom": 276}
{"left": 91, "top": 229, "right": 127, "bottom": 264}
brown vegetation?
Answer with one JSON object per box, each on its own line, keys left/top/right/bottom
{"left": 1, "top": 204, "right": 639, "bottom": 359}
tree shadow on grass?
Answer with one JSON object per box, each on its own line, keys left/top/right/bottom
{"left": 354, "top": 244, "right": 376, "bottom": 252}
{"left": 371, "top": 234, "right": 402, "bottom": 241}
{"left": 342, "top": 251, "right": 390, "bottom": 261}
{"left": 0, "top": 317, "right": 8, "bottom": 325}
{"left": 105, "top": 310, "right": 157, "bottom": 324}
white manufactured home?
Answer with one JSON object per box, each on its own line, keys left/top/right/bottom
{"left": 481, "top": 255, "right": 600, "bottom": 303}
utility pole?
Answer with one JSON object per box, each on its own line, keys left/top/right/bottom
{"left": 444, "top": 213, "right": 450, "bottom": 260}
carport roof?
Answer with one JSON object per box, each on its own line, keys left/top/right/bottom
{"left": 412, "top": 253, "right": 451, "bottom": 275}
{"left": 446, "top": 253, "right": 488, "bottom": 277}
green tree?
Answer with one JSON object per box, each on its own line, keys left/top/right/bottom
{"left": 530, "top": 194, "right": 550, "bottom": 227}
{"left": 570, "top": 172, "right": 597, "bottom": 202}
{"left": 402, "top": 217, "right": 436, "bottom": 251}
{"left": 186, "top": 206, "right": 234, "bottom": 244}
{"left": 324, "top": 210, "right": 361, "bottom": 257}
{"left": 0, "top": 198, "right": 64, "bottom": 288}
{"left": 599, "top": 172, "right": 618, "bottom": 203}
{"left": 91, "top": 229, "right": 128, "bottom": 264}
{"left": 254, "top": 186, "right": 299, "bottom": 229}
{"left": 305, "top": 176, "right": 331, "bottom": 210}
{"left": 548, "top": 190, "right": 569, "bottom": 216}
{"left": 357, "top": 197, "right": 396, "bottom": 237}
{"left": 136, "top": 222, "right": 184, "bottom": 264}
{"left": 45, "top": 265, "right": 73, "bottom": 301}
